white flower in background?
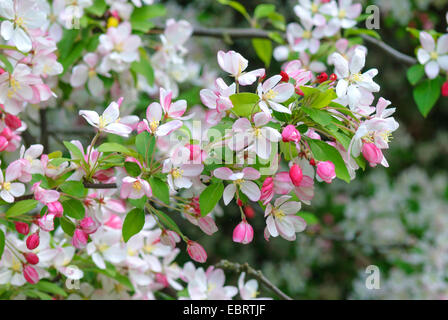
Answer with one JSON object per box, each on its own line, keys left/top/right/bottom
{"left": 417, "top": 31, "right": 448, "bottom": 79}
{"left": 70, "top": 53, "right": 106, "bottom": 97}
{"left": 285, "top": 18, "right": 325, "bottom": 54}
{"left": 294, "top": 0, "right": 326, "bottom": 26}
{"left": 79, "top": 99, "right": 133, "bottom": 137}
{"left": 98, "top": 22, "right": 141, "bottom": 73}
{"left": 0, "top": 0, "right": 46, "bottom": 52}
{"left": 320, "top": 0, "right": 362, "bottom": 36}
{"left": 331, "top": 48, "right": 380, "bottom": 110}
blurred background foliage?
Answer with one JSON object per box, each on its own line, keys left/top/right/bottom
{"left": 159, "top": 0, "right": 448, "bottom": 299}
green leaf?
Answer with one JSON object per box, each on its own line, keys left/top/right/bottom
{"left": 199, "top": 183, "right": 224, "bottom": 216}
{"left": 413, "top": 78, "right": 442, "bottom": 117}
{"left": 85, "top": 0, "right": 107, "bottom": 16}
{"left": 130, "top": 4, "right": 166, "bottom": 32}
{"left": 60, "top": 40, "right": 85, "bottom": 75}
{"left": 297, "top": 211, "right": 319, "bottom": 225}
{"left": 153, "top": 210, "right": 181, "bottom": 235}
{"left": 344, "top": 28, "right": 381, "bottom": 39}
{"left": 97, "top": 142, "right": 132, "bottom": 154}
{"left": 122, "top": 208, "right": 145, "bottom": 242}
{"left": 124, "top": 161, "right": 142, "bottom": 177}
{"left": 267, "top": 12, "right": 286, "bottom": 31}
{"left": 60, "top": 216, "right": 75, "bottom": 237}
{"left": 60, "top": 181, "right": 87, "bottom": 198}
{"left": 217, "top": 0, "right": 251, "bottom": 21}
{"left": 306, "top": 138, "right": 351, "bottom": 183}
{"left": 57, "top": 29, "right": 79, "bottom": 61}
{"left": 301, "top": 106, "right": 334, "bottom": 126}
{"left": 62, "top": 199, "right": 85, "bottom": 220}
{"left": 149, "top": 177, "right": 170, "bottom": 205}
{"left": 63, "top": 141, "right": 84, "bottom": 160}
{"left": 135, "top": 131, "right": 155, "bottom": 164}
{"left": 254, "top": 4, "right": 275, "bottom": 19}
{"left": 230, "top": 93, "right": 260, "bottom": 117}
{"left": 35, "top": 281, "right": 68, "bottom": 297}
{"left": 0, "top": 230, "right": 4, "bottom": 260}
{"left": 131, "top": 49, "right": 154, "bottom": 86}
{"left": 252, "top": 38, "right": 272, "bottom": 67}
{"left": 301, "top": 86, "right": 337, "bottom": 109}
{"left": 407, "top": 64, "right": 425, "bottom": 86}
{"left": 6, "top": 200, "right": 38, "bottom": 218}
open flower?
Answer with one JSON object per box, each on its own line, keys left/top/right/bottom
{"left": 217, "top": 50, "right": 265, "bottom": 86}
{"left": 0, "top": 0, "right": 47, "bottom": 52}
{"left": 257, "top": 75, "right": 294, "bottom": 115}
{"left": 120, "top": 177, "right": 152, "bottom": 199}
{"left": 0, "top": 162, "right": 25, "bottom": 203}
{"left": 213, "top": 167, "right": 261, "bottom": 205}
{"left": 417, "top": 31, "right": 448, "bottom": 79}
{"left": 70, "top": 53, "right": 105, "bottom": 97}
{"left": 229, "top": 112, "right": 282, "bottom": 159}
{"left": 264, "top": 195, "right": 306, "bottom": 241}
{"left": 79, "top": 99, "right": 133, "bottom": 137}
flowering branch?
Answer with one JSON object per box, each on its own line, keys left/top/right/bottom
{"left": 215, "top": 260, "right": 293, "bottom": 300}
{"left": 150, "top": 25, "right": 416, "bottom": 65}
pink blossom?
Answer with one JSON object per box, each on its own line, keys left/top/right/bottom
{"left": 260, "top": 177, "right": 274, "bottom": 205}
{"left": 213, "top": 167, "right": 261, "bottom": 205}
{"left": 316, "top": 161, "right": 336, "bottom": 183}
{"left": 32, "top": 181, "right": 60, "bottom": 204}
{"left": 80, "top": 217, "right": 99, "bottom": 235}
{"left": 26, "top": 233, "right": 40, "bottom": 250}
{"left": 23, "top": 265, "right": 39, "bottom": 284}
{"left": 282, "top": 125, "right": 301, "bottom": 143}
{"left": 160, "top": 230, "right": 181, "bottom": 249}
{"left": 120, "top": 176, "right": 152, "bottom": 199}
{"left": 217, "top": 50, "right": 265, "bottom": 85}
{"left": 187, "top": 240, "right": 207, "bottom": 263}
{"left": 38, "top": 213, "right": 55, "bottom": 232}
{"left": 257, "top": 75, "right": 294, "bottom": 115}
{"left": 232, "top": 220, "right": 254, "bottom": 244}
{"left": 289, "top": 164, "right": 303, "bottom": 186}
{"left": 47, "top": 201, "right": 63, "bottom": 217}
{"left": 72, "top": 229, "right": 88, "bottom": 249}
{"left": 362, "top": 143, "right": 383, "bottom": 167}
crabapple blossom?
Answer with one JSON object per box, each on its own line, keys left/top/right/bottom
{"left": 79, "top": 100, "right": 133, "bottom": 137}
{"left": 264, "top": 195, "right": 306, "bottom": 241}
{"left": 186, "top": 241, "right": 207, "bottom": 263}
{"left": 0, "top": 162, "right": 25, "bottom": 203}
{"left": 217, "top": 50, "right": 265, "bottom": 85}
{"left": 232, "top": 220, "right": 254, "bottom": 244}
{"left": 257, "top": 75, "right": 295, "bottom": 115}
{"left": 238, "top": 272, "right": 271, "bottom": 300}
{"left": 316, "top": 161, "right": 336, "bottom": 183}
{"left": 417, "top": 32, "right": 448, "bottom": 79}
{"left": 214, "top": 167, "right": 261, "bottom": 205}
{"left": 120, "top": 176, "right": 152, "bottom": 199}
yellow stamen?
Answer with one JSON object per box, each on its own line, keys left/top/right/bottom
{"left": 171, "top": 168, "right": 183, "bottom": 179}
{"left": 430, "top": 51, "right": 438, "bottom": 60}
{"left": 132, "top": 181, "right": 142, "bottom": 191}
{"left": 150, "top": 120, "right": 159, "bottom": 132}
{"left": 272, "top": 208, "right": 286, "bottom": 220}
{"left": 302, "top": 30, "right": 312, "bottom": 39}
{"left": 264, "top": 89, "right": 277, "bottom": 100}
{"left": 2, "top": 182, "right": 11, "bottom": 191}
{"left": 338, "top": 9, "right": 346, "bottom": 19}
{"left": 107, "top": 17, "right": 119, "bottom": 29}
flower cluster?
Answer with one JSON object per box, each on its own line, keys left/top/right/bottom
{"left": 0, "top": 0, "right": 400, "bottom": 300}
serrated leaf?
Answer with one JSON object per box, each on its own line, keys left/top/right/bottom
{"left": 306, "top": 138, "right": 351, "bottom": 183}
{"left": 60, "top": 181, "right": 87, "bottom": 198}
{"left": 6, "top": 200, "right": 38, "bottom": 218}
{"left": 407, "top": 64, "right": 425, "bottom": 85}
{"left": 149, "top": 177, "right": 170, "bottom": 205}
{"left": 63, "top": 141, "right": 84, "bottom": 160}
{"left": 199, "top": 183, "right": 224, "bottom": 216}
{"left": 252, "top": 38, "right": 272, "bottom": 67}
{"left": 124, "top": 161, "right": 142, "bottom": 177}
{"left": 97, "top": 142, "right": 132, "bottom": 154}
{"left": 62, "top": 199, "right": 85, "bottom": 220}
{"left": 60, "top": 216, "right": 75, "bottom": 236}
{"left": 230, "top": 93, "right": 260, "bottom": 117}
{"left": 135, "top": 131, "right": 155, "bottom": 164}
{"left": 122, "top": 208, "right": 145, "bottom": 242}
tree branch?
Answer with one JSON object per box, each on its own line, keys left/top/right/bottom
{"left": 150, "top": 25, "right": 416, "bottom": 65}
{"left": 215, "top": 259, "right": 293, "bottom": 300}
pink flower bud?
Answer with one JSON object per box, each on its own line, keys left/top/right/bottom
{"left": 0, "top": 136, "right": 8, "bottom": 151}
{"left": 72, "top": 229, "right": 88, "bottom": 249}
{"left": 26, "top": 233, "right": 40, "bottom": 250}
{"left": 316, "top": 161, "right": 336, "bottom": 184}
{"left": 5, "top": 114, "right": 22, "bottom": 130}
{"left": 243, "top": 205, "right": 255, "bottom": 219}
{"left": 15, "top": 221, "right": 29, "bottom": 235}
{"left": 160, "top": 230, "right": 181, "bottom": 249}
{"left": 282, "top": 125, "right": 301, "bottom": 142}
{"left": 23, "top": 265, "right": 39, "bottom": 284}
{"left": 361, "top": 143, "right": 383, "bottom": 167}
{"left": 232, "top": 220, "right": 254, "bottom": 244}
{"left": 187, "top": 240, "right": 207, "bottom": 263}
{"left": 23, "top": 252, "right": 39, "bottom": 265}
{"left": 260, "top": 177, "right": 274, "bottom": 205}
{"left": 155, "top": 273, "right": 169, "bottom": 288}
{"left": 105, "top": 214, "right": 122, "bottom": 229}
{"left": 47, "top": 201, "right": 63, "bottom": 217}
{"left": 79, "top": 217, "right": 99, "bottom": 235}
{"left": 289, "top": 164, "right": 303, "bottom": 186}
{"left": 1, "top": 127, "right": 13, "bottom": 140}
